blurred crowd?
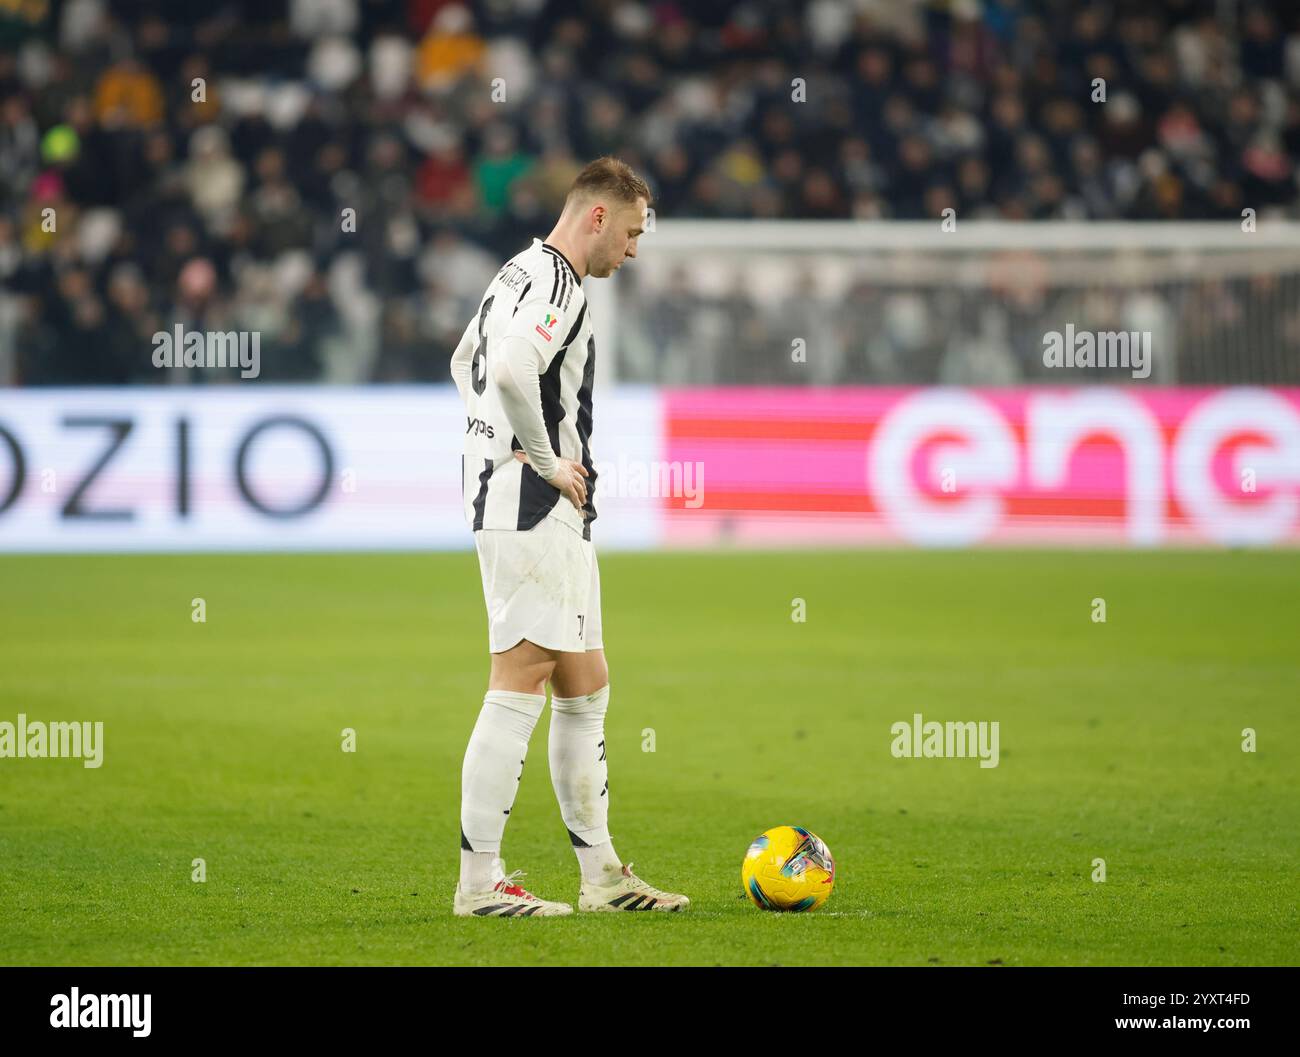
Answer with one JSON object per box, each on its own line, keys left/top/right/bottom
{"left": 1, "top": 0, "right": 1298, "bottom": 386}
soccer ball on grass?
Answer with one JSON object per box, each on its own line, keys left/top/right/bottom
{"left": 741, "top": 825, "right": 835, "bottom": 912}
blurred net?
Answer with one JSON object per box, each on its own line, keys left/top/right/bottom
{"left": 607, "top": 221, "right": 1300, "bottom": 386}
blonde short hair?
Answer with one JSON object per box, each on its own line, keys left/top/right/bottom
{"left": 567, "top": 156, "right": 652, "bottom": 209}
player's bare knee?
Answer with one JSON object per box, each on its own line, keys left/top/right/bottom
{"left": 490, "top": 667, "right": 550, "bottom": 696}
{"left": 550, "top": 651, "right": 609, "bottom": 699}
{"left": 489, "top": 639, "right": 556, "bottom": 695}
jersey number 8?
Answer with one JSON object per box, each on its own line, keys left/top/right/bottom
{"left": 470, "top": 295, "right": 495, "bottom": 397}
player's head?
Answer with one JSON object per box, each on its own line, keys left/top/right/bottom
{"left": 559, "top": 157, "right": 650, "bottom": 278}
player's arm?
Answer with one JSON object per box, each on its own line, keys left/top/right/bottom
{"left": 493, "top": 338, "right": 589, "bottom": 513}
{"left": 496, "top": 293, "right": 589, "bottom": 510}
{"left": 449, "top": 317, "right": 476, "bottom": 402}
{"left": 493, "top": 336, "right": 559, "bottom": 480}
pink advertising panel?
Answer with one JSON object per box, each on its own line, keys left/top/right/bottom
{"left": 662, "top": 388, "right": 1300, "bottom": 547}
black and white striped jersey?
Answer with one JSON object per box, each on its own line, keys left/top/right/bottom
{"left": 451, "top": 238, "right": 597, "bottom": 540}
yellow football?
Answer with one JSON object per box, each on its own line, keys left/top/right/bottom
{"left": 741, "top": 825, "right": 835, "bottom": 912}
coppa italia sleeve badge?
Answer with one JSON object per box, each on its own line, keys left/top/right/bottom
{"left": 535, "top": 312, "right": 558, "bottom": 342}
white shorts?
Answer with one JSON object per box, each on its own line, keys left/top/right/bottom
{"left": 474, "top": 514, "right": 604, "bottom": 654}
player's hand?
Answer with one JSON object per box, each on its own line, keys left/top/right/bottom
{"left": 514, "top": 451, "right": 589, "bottom": 512}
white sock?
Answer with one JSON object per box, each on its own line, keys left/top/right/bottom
{"left": 574, "top": 841, "right": 624, "bottom": 887}
{"left": 549, "top": 685, "right": 622, "bottom": 885}
{"left": 459, "top": 850, "right": 497, "bottom": 894}
{"left": 459, "top": 689, "right": 545, "bottom": 892}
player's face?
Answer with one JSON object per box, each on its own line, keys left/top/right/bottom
{"left": 590, "top": 197, "right": 646, "bottom": 277}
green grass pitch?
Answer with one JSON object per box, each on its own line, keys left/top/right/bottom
{"left": 0, "top": 549, "right": 1296, "bottom": 966}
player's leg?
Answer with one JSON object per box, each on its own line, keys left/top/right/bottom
{"left": 549, "top": 646, "right": 613, "bottom": 865}
{"left": 489, "top": 636, "right": 556, "bottom": 695}
{"left": 549, "top": 645, "right": 608, "bottom": 696}
{"left": 463, "top": 639, "right": 557, "bottom": 869}
{"left": 456, "top": 525, "right": 571, "bottom": 915}
{"left": 547, "top": 548, "right": 688, "bottom": 911}
{"left": 458, "top": 639, "right": 554, "bottom": 897}
{"left": 547, "top": 534, "right": 612, "bottom": 868}
{"left": 458, "top": 637, "right": 574, "bottom": 915}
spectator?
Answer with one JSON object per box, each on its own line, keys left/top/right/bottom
{"left": 0, "top": 0, "right": 1296, "bottom": 387}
